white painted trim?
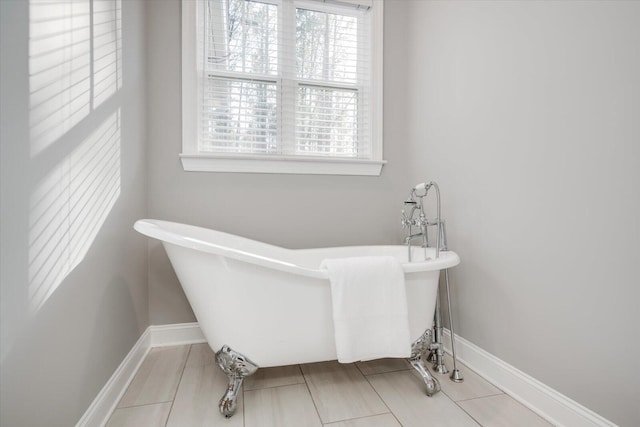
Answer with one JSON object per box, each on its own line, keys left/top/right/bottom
{"left": 75, "top": 329, "right": 152, "bottom": 427}
{"left": 180, "top": 154, "right": 386, "bottom": 175}
{"left": 75, "top": 323, "right": 206, "bottom": 427}
{"left": 181, "top": 0, "right": 197, "bottom": 156}
{"left": 442, "top": 329, "right": 617, "bottom": 427}
{"left": 149, "top": 322, "right": 206, "bottom": 347}
{"left": 370, "top": 0, "right": 383, "bottom": 164}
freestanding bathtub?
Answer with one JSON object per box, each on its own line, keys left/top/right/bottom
{"left": 134, "top": 219, "right": 461, "bottom": 416}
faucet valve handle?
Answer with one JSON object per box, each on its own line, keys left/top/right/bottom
{"left": 401, "top": 210, "right": 411, "bottom": 229}
{"left": 413, "top": 215, "right": 426, "bottom": 227}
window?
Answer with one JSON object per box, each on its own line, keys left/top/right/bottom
{"left": 181, "top": 0, "right": 384, "bottom": 175}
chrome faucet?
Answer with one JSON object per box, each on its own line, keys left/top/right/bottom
{"left": 401, "top": 190, "right": 427, "bottom": 262}
{"left": 400, "top": 180, "right": 464, "bottom": 383}
{"left": 401, "top": 182, "right": 441, "bottom": 262}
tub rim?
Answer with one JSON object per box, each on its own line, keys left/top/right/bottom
{"left": 134, "top": 219, "right": 460, "bottom": 279}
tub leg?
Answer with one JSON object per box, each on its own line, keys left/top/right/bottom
{"left": 409, "top": 329, "right": 441, "bottom": 396}
{"left": 215, "top": 345, "right": 258, "bottom": 418}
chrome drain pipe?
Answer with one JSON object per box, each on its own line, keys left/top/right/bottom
{"left": 444, "top": 268, "right": 463, "bottom": 382}
{"left": 432, "top": 294, "right": 449, "bottom": 375}
{"left": 434, "top": 219, "right": 464, "bottom": 382}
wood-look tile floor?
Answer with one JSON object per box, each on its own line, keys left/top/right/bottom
{"left": 106, "top": 344, "right": 553, "bottom": 427}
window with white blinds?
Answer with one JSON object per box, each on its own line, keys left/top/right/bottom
{"left": 181, "top": 0, "right": 384, "bottom": 175}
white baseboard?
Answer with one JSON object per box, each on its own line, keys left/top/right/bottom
{"left": 75, "top": 329, "right": 152, "bottom": 427}
{"left": 149, "top": 322, "right": 206, "bottom": 347}
{"left": 442, "top": 329, "right": 617, "bottom": 427}
{"left": 75, "top": 323, "right": 206, "bottom": 427}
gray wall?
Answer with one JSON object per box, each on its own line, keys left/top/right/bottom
{"left": 145, "top": 0, "right": 413, "bottom": 324}
{"left": 401, "top": 1, "right": 639, "bottom": 425}
{"left": 0, "top": 0, "right": 148, "bottom": 425}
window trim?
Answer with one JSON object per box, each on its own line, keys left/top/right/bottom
{"left": 181, "top": 0, "right": 385, "bottom": 175}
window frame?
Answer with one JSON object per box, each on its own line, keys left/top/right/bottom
{"left": 181, "top": 0, "right": 384, "bottom": 175}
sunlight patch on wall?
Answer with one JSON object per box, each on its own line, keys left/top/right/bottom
{"left": 28, "top": 110, "right": 121, "bottom": 314}
{"left": 29, "top": 0, "right": 123, "bottom": 156}
{"left": 27, "top": 0, "right": 123, "bottom": 312}
{"left": 93, "top": 0, "right": 122, "bottom": 107}
{"left": 29, "top": 0, "right": 92, "bottom": 156}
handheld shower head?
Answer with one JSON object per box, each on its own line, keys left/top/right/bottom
{"left": 414, "top": 182, "right": 433, "bottom": 197}
{"left": 415, "top": 182, "right": 433, "bottom": 191}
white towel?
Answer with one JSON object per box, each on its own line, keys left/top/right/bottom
{"left": 320, "top": 256, "right": 411, "bottom": 363}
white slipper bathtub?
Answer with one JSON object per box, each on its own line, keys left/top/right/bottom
{"left": 134, "top": 219, "right": 460, "bottom": 416}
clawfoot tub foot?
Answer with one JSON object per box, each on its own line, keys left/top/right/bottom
{"left": 215, "top": 345, "right": 258, "bottom": 418}
{"left": 409, "top": 329, "right": 441, "bottom": 396}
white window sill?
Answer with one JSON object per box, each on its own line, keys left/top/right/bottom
{"left": 179, "top": 154, "right": 386, "bottom": 176}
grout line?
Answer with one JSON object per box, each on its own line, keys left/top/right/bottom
{"left": 370, "top": 361, "right": 485, "bottom": 426}
{"left": 426, "top": 357, "right": 509, "bottom": 408}
{"left": 112, "top": 348, "right": 156, "bottom": 412}
{"left": 362, "top": 366, "right": 412, "bottom": 376}
{"left": 454, "top": 401, "right": 484, "bottom": 427}
{"left": 112, "top": 401, "right": 174, "bottom": 410}
{"left": 426, "top": 357, "right": 497, "bottom": 427}
{"left": 361, "top": 367, "right": 396, "bottom": 423}
{"left": 322, "top": 412, "right": 394, "bottom": 426}
{"left": 439, "top": 347, "right": 508, "bottom": 394}
{"left": 163, "top": 344, "right": 192, "bottom": 427}
{"left": 372, "top": 366, "right": 483, "bottom": 427}
{"left": 357, "top": 359, "right": 412, "bottom": 377}
{"left": 428, "top": 356, "right": 508, "bottom": 392}
{"left": 243, "top": 379, "right": 307, "bottom": 392}
{"left": 453, "top": 392, "right": 506, "bottom": 403}
{"left": 354, "top": 361, "right": 367, "bottom": 376}
{"left": 243, "top": 364, "right": 306, "bottom": 392}
{"left": 300, "top": 363, "right": 328, "bottom": 425}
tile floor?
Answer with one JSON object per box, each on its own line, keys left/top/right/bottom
{"left": 106, "top": 344, "right": 553, "bottom": 427}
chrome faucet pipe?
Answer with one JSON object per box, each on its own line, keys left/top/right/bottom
{"left": 429, "top": 181, "right": 442, "bottom": 260}
{"left": 405, "top": 232, "right": 426, "bottom": 242}
{"left": 444, "top": 268, "right": 464, "bottom": 382}
{"left": 438, "top": 220, "right": 448, "bottom": 251}
{"left": 432, "top": 293, "right": 448, "bottom": 375}
{"left": 405, "top": 231, "right": 428, "bottom": 262}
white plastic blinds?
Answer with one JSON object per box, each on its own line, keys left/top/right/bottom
{"left": 196, "top": 0, "right": 372, "bottom": 158}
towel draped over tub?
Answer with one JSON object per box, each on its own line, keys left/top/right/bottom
{"left": 320, "top": 256, "right": 412, "bottom": 363}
